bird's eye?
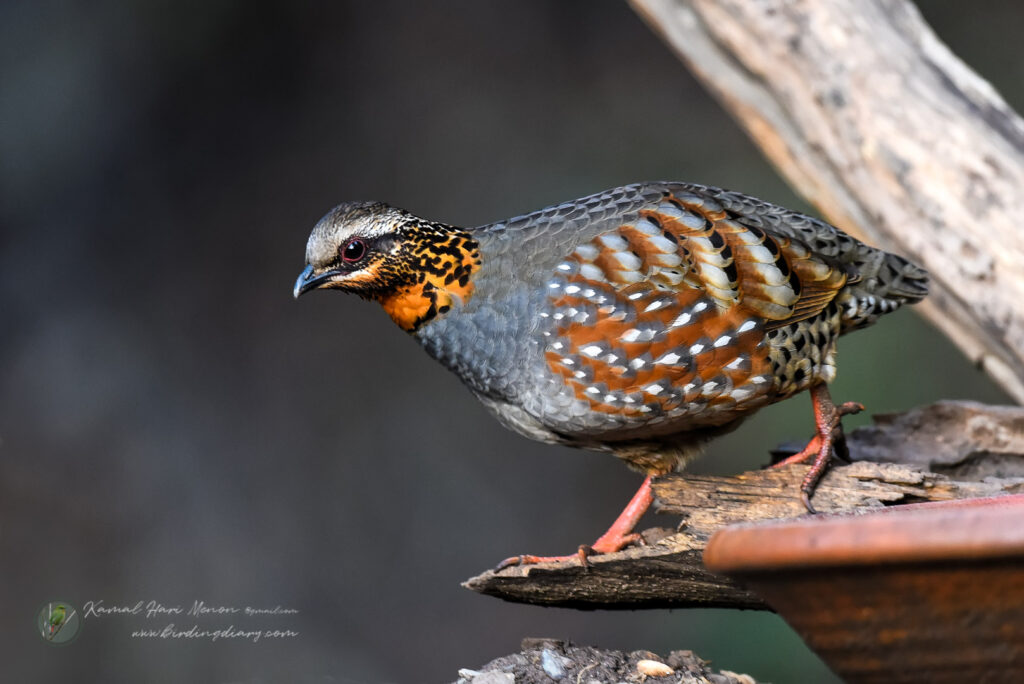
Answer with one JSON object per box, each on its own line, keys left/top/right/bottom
{"left": 341, "top": 238, "right": 367, "bottom": 263}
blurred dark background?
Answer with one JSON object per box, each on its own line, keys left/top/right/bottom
{"left": 2, "top": 1, "right": 1018, "bottom": 682}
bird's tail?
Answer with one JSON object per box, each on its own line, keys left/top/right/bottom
{"left": 839, "top": 247, "right": 929, "bottom": 332}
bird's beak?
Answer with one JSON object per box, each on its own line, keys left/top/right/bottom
{"left": 293, "top": 264, "right": 341, "bottom": 299}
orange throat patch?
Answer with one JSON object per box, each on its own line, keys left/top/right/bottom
{"left": 377, "top": 228, "right": 481, "bottom": 332}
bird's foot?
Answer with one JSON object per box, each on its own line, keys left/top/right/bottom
{"left": 770, "top": 384, "right": 863, "bottom": 513}
{"left": 495, "top": 475, "right": 654, "bottom": 571}
{"left": 495, "top": 537, "right": 645, "bottom": 571}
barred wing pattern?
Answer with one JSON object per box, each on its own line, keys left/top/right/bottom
{"left": 540, "top": 186, "right": 854, "bottom": 438}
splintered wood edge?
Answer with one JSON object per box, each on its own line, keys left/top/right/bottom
{"left": 464, "top": 460, "right": 1023, "bottom": 610}
{"left": 462, "top": 530, "right": 768, "bottom": 611}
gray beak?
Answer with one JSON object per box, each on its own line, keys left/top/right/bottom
{"left": 293, "top": 264, "right": 340, "bottom": 299}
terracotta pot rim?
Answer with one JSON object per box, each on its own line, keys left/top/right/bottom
{"left": 703, "top": 494, "right": 1024, "bottom": 573}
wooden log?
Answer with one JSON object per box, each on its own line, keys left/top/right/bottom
{"left": 464, "top": 402, "right": 1024, "bottom": 609}
{"left": 627, "top": 0, "right": 1024, "bottom": 403}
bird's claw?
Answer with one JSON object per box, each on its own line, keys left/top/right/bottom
{"left": 836, "top": 401, "right": 865, "bottom": 417}
{"left": 494, "top": 555, "right": 530, "bottom": 572}
{"left": 493, "top": 475, "right": 654, "bottom": 572}
{"left": 800, "top": 486, "right": 817, "bottom": 514}
{"left": 494, "top": 533, "right": 647, "bottom": 572}
{"left": 772, "top": 386, "right": 864, "bottom": 514}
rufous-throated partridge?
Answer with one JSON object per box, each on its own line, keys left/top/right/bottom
{"left": 294, "top": 183, "right": 928, "bottom": 566}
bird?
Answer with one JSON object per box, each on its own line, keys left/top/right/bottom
{"left": 47, "top": 604, "right": 67, "bottom": 638}
{"left": 293, "top": 182, "right": 928, "bottom": 566}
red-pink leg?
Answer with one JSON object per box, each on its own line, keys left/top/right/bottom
{"left": 776, "top": 383, "right": 863, "bottom": 513}
{"left": 496, "top": 475, "right": 654, "bottom": 570}
{"left": 771, "top": 435, "right": 824, "bottom": 468}
{"left": 800, "top": 385, "right": 863, "bottom": 511}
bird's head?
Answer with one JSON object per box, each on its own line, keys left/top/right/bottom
{"left": 293, "top": 201, "right": 481, "bottom": 332}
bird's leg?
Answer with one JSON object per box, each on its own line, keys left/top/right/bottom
{"left": 583, "top": 474, "right": 654, "bottom": 555}
{"left": 496, "top": 475, "right": 654, "bottom": 570}
{"left": 771, "top": 383, "right": 863, "bottom": 513}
